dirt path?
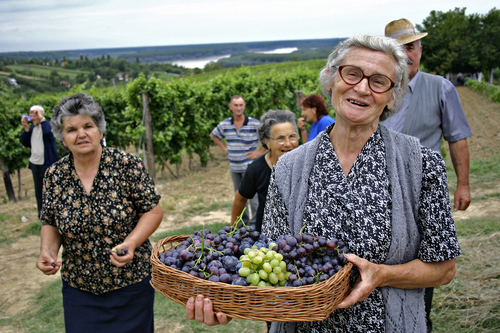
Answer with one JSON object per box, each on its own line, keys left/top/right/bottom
{"left": 0, "top": 87, "right": 499, "bottom": 332}
{"left": 455, "top": 86, "right": 500, "bottom": 161}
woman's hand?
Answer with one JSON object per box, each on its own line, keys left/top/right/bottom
{"left": 297, "top": 117, "right": 306, "bottom": 130}
{"left": 336, "top": 253, "right": 382, "bottom": 309}
{"left": 336, "top": 254, "right": 457, "bottom": 309}
{"left": 109, "top": 241, "right": 135, "bottom": 267}
{"left": 36, "top": 249, "right": 61, "bottom": 275}
{"left": 186, "top": 295, "right": 232, "bottom": 326}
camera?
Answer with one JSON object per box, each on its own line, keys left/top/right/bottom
{"left": 22, "top": 115, "right": 32, "bottom": 122}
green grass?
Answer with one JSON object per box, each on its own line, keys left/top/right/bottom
{"left": 182, "top": 58, "right": 325, "bottom": 82}
{"left": 454, "top": 216, "right": 500, "bottom": 239}
{"left": 20, "top": 221, "right": 42, "bottom": 237}
{"left": 6, "top": 64, "right": 90, "bottom": 80}
{"left": 446, "top": 155, "right": 500, "bottom": 193}
{"left": 154, "top": 296, "right": 266, "bottom": 332}
{"left": 182, "top": 199, "right": 232, "bottom": 218}
{"left": 0, "top": 212, "right": 16, "bottom": 246}
{"left": 6, "top": 278, "right": 266, "bottom": 333}
{"left": 152, "top": 71, "right": 179, "bottom": 80}
{"left": 3, "top": 215, "right": 499, "bottom": 332}
{"left": 0, "top": 279, "right": 65, "bottom": 333}
{"left": 431, "top": 224, "right": 500, "bottom": 332}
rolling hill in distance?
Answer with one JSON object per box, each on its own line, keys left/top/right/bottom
{"left": 0, "top": 38, "right": 346, "bottom": 65}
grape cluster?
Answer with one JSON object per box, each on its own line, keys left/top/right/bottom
{"left": 158, "top": 224, "right": 272, "bottom": 285}
{"left": 238, "top": 245, "right": 289, "bottom": 287}
{"left": 274, "top": 233, "right": 350, "bottom": 287}
{"left": 159, "top": 220, "right": 350, "bottom": 287}
{"left": 108, "top": 248, "right": 129, "bottom": 256}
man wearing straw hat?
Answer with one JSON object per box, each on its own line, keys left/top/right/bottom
{"left": 382, "top": 18, "right": 473, "bottom": 332}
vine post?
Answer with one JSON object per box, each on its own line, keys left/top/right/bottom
{"left": 294, "top": 90, "right": 303, "bottom": 108}
{"left": 142, "top": 90, "right": 156, "bottom": 183}
{"left": 0, "top": 158, "right": 16, "bottom": 202}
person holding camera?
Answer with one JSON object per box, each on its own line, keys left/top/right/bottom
{"left": 21, "top": 105, "right": 59, "bottom": 219}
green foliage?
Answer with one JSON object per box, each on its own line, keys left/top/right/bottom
{"left": 0, "top": 84, "right": 30, "bottom": 173}
{"left": 1, "top": 63, "right": 325, "bottom": 185}
{"left": 123, "top": 66, "right": 321, "bottom": 169}
{"left": 417, "top": 7, "right": 500, "bottom": 74}
{"left": 93, "top": 91, "right": 131, "bottom": 149}
{"left": 417, "top": 8, "right": 481, "bottom": 74}
{"left": 465, "top": 79, "right": 500, "bottom": 104}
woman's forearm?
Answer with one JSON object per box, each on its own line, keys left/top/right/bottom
{"left": 231, "top": 191, "right": 248, "bottom": 225}
{"left": 338, "top": 255, "right": 456, "bottom": 309}
{"left": 379, "top": 258, "right": 456, "bottom": 289}
{"left": 124, "top": 204, "right": 163, "bottom": 250}
{"left": 40, "top": 225, "right": 62, "bottom": 253}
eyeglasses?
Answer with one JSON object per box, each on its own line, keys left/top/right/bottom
{"left": 270, "top": 133, "right": 299, "bottom": 145}
{"left": 334, "top": 65, "right": 395, "bottom": 93}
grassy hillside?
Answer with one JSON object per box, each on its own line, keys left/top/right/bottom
{"left": 6, "top": 64, "right": 89, "bottom": 80}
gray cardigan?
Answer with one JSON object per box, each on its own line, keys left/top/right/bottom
{"left": 269, "top": 125, "right": 426, "bottom": 333}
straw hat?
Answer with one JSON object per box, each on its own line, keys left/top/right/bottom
{"left": 385, "top": 18, "right": 428, "bottom": 45}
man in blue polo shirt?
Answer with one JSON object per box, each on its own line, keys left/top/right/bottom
{"left": 211, "top": 95, "right": 265, "bottom": 225}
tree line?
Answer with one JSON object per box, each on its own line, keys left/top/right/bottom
{"left": 417, "top": 7, "right": 499, "bottom": 80}
{"left": 0, "top": 55, "right": 187, "bottom": 97}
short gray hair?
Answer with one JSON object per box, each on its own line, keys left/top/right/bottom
{"left": 51, "top": 93, "right": 106, "bottom": 144}
{"left": 258, "top": 110, "right": 298, "bottom": 149}
{"left": 30, "top": 105, "right": 45, "bottom": 114}
{"left": 319, "top": 34, "right": 409, "bottom": 121}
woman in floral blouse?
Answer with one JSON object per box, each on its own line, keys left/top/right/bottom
{"left": 36, "top": 93, "right": 163, "bottom": 333}
{"left": 185, "top": 35, "right": 460, "bottom": 333}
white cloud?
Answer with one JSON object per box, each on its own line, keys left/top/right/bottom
{"left": 0, "top": 0, "right": 497, "bottom": 52}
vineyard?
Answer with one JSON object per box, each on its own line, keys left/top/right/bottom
{"left": 1, "top": 65, "right": 327, "bottom": 200}
{"left": 1, "top": 66, "right": 500, "bottom": 331}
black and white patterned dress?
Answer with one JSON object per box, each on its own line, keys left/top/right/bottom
{"left": 263, "top": 126, "right": 461, "bottom": 332}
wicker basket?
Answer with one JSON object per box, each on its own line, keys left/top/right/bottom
{"left": 151, "top": 235, "right": 352, "bottom": 322}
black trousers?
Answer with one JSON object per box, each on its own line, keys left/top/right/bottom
{"left": 31, "top": 164, "right": 47, "bottom": 219}
{"left": 424, "top": 287, "right": 434, "bottom": 332}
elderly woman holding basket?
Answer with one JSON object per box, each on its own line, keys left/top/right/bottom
{"left": 36, "top": 93, "right": 163, "bottom": 333}
{"left": 186, "top": 34, "right": 460, "bottom": 333}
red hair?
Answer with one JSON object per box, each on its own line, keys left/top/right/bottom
{"left": 300, "top": 94, "right": 329, "bottom": 117}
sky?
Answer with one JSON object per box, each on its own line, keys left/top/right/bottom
{"left": 0, "top": 0, "right": 497, "bottom": 53}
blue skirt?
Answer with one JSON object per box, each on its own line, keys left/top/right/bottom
{"left": 62, "top": 275, "right": 154, "bottom": 333}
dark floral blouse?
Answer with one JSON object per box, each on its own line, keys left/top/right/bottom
{"left": 41, "top": 147, "right": 161, "bottom": 295}
{"left": 263, "top": 125, "right": 461, "bottom": 332}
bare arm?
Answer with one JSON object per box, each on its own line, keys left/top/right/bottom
{"left": 448, "top": 138, "right": 471, "bottom": 211}
{"left": 337, "top": 254, "right": 456, "bottom": 309}
{"left": 231, "top": 191, "right": 248, "bottom": 225}
{"left": 36, "top": 225, "right": 63, "bottom": 275}
{"left": 210, "top": 133, "right": 228, "bottom": 153}
{"left": 109, "top": 204, "right": 163, "bottom": 267}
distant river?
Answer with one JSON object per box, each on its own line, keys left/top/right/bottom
{"left": 172, "top": 47, "right": 299, "bottom": 69}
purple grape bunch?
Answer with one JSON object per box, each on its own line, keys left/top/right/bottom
{"left": 272, "top": 231, "right": 350, "bottom": 287}
{"left": 108, "top": 248, "right": 129, "bottom": 256}
{"left": 159, "top": 220, "right": 350, "bottom": 287}
{"left": 159, "top": 223, "right": 272, "bottom": 285}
